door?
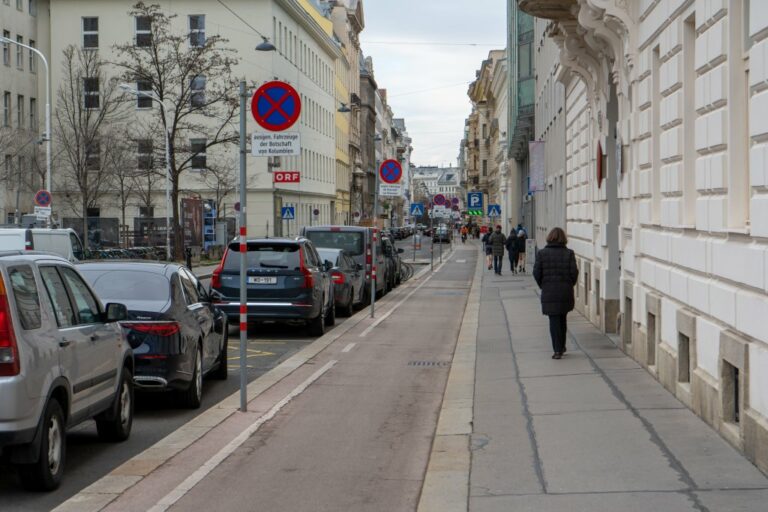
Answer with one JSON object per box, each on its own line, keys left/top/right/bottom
{"left": 179, "top": 268, "right": 215, "bottom": 371}
{"left": 58, "top": 267, "right": 120, "bottom": 412}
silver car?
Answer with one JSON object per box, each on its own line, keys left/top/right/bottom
{"left": 0, "top": 251, "right": 133, "bottom": 491}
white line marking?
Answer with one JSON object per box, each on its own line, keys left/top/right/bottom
{"left": 359, "top": 252, "right": 453, "bottom": 338}
{"left": 341, "top": 342, "right": 356, "bottom": 353}
{"left": 456, "top": 259, "right": 467, "bottom": 263}
{"left": 149, "top": 360, "right": 338, "bottom": 512}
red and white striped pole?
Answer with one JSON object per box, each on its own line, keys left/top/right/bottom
{"left": 238, "top": 81, "right": 248, "bottom": 412}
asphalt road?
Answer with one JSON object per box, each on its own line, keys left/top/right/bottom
{"left": 0, "top": 236, "right": 431, "bottom": 511}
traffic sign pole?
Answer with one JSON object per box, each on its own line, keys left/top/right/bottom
{"left": 239, "top": 80, "right": 248, "bottom": 413}
{"left": 370, "top": 165, "right": 379, "bottom": 319}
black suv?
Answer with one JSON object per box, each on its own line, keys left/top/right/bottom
{"left": 210, "top": 238, "right": 335, "bottom": 336}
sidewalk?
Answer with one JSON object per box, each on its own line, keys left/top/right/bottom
{"left": 427, "top": 263, "right": 768, "bottom": 511}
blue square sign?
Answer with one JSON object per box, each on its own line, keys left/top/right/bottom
{"left": 467, "top": 192, "right": 483, "bottom": 210}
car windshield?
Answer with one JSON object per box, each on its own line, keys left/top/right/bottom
{"left": 317, "top": 249, "right": 340, "bottom": 265}
{"left": 225, "top": 243, "right": 301, "bottom": 270}
{"left": 305, "top": 231, "right": 364, "bottom": 256}
{"left": 79, "top": 269, "right": 170, "bottom": 302}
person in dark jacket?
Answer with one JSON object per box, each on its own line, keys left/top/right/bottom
{"left": 506, "top": 230, "right": 519, "bottom": 273}
{"left": 515, "top": 229, "right": 527, "bottom": 273}
{"left": 533, "top": 227, "right": 579, "bottom": 359}
{"left": 488, "top": 225, "right": 506, "bottom": 275}
{"left": 481, "top": 230, "right": 493, "bottom": 270}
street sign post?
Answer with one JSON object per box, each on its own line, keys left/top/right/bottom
{"left": 433, "top": 194, "right": 446, "bottom": 206}
{"left": 251, "top": 81, "right": 302, "bottom": 132}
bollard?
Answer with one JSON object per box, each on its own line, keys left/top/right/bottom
{"left": 185, "top": 247, "right": 192, "bottom": 270}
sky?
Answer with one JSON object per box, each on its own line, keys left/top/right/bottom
{"left": 359, "top": 0, "right": 508, "bottom": 167}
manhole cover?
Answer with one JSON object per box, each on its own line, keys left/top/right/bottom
{"left": 408, "top": 361, "right": 451, "bottom": 368}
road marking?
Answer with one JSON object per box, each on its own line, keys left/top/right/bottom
{"left": 149, "top": 360, "right": 338, "bottom": 512}
{"left": 341, "top": 342, "right": 356, "bottom": 353}
{"left": 359, "top": 252, "right": 453, "bottom": 338}
{"left": 456, "top": 259, "right": 467, "bottom": 263}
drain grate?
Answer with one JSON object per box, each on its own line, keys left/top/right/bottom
{"left": 408, "top": 361, "right": 451, "bottom": 368}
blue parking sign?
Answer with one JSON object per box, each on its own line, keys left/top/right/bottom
{"left": 467, "top": 192, "right": 483, "bottom": 210}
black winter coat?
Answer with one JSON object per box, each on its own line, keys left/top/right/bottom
{"left": 533, "top": 243, "right": 579, "bottom": 316}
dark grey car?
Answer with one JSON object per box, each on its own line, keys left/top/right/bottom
{"left": 317, "top": 248, "right": 365, "bottom": 316}
{"left": 0, "top": 252, "right": 132, "bottom": 491}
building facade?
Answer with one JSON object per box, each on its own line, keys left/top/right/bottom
{"left": 519, "top": 0, "right": 768, "bottom": 472}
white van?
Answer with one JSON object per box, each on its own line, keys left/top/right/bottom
{"left": 0, "top": 228, "right": 86, "bottom": 261}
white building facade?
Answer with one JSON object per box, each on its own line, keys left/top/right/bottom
{"left": 519, "top": 0, "right": 768, "bottom": 472}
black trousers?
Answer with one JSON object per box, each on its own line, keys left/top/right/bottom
{"left": 493, "top": 255, "right": 503, "bottom": 273}
{"left": 508, "top": 251, "right": 519, "bottom": 270}
{"left": 548, "top": 314, "right": 568, "bottom": 354}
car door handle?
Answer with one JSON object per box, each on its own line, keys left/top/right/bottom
{"left": 59, "top": 340, "right": 73, "bottom": 348}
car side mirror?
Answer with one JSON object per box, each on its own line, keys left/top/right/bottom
{"left": 105, "top": 303, "right": 128, "bottom": 323}
{"left": 397, "top": 248, "right": 404, "bottom": 254}
{"left": 324, "top": 260, "right": 334, "bottom": 272}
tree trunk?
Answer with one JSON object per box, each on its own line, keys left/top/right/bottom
{"left": 172, "top": 179, "right": 182, "bottom": 261}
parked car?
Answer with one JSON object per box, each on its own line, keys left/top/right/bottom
{"left": 0, "top": 228, "right": 86, "bottom": 262}
{"left": 0, "top": 251, "right": 132, "bottom": 491}
{"left": 210, "top": 238, "right": 335, "bottom": 336}
{"left": 381, "top": 237, "right": 404, "bottom": 290}
{"left": 433, "top": 224, "right": 452, "bottom": 243}
{"left": 79, "top": 262, "right": 228, "bottom": 409}
{"left": 301, "top": 226, "right": 389, "bottom": 300}
{"left": 316, "top": 248, "right": 365, "bottom": 316}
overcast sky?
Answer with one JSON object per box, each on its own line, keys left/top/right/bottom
{"left": 359, "top": 0, "right": 507, "bottom": 167}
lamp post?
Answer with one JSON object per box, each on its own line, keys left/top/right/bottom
{"left": 0, "top": 36, "right": 51, "bottom": 197}
{"left": 119, "top": 84, "right": 172, "bottom": 261}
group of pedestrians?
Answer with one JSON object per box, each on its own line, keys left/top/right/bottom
{"left": 478, "top": 223, "right": 579, "bottom": 360}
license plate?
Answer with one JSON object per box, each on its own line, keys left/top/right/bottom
{"left": 248, "top": 276, "right": 277, "bottom": 285}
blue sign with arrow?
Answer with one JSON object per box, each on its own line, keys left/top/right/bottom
{"left": 467, "top": 192, "right": 483, "bottom": 210}
{"left": 487, "top": 204, "right": 501, "bottom": 217}
{"left": 410, "top": 203, "right": 424, "bottom": 217}
{"left": 281, "top": 206, "right": 295, "bottom": 220}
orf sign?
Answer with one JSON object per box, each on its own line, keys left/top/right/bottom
{"left": 274, "top": 171, "right": 300, "bottom": 183}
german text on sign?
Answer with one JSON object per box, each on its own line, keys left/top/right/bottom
{"left": 252, "top": 132, "right": 301, "bottom": 157}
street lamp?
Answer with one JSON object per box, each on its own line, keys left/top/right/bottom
{"left": 0, "top": 36, "right": 51, "bottom": 198}
{"left": 119, "top": 83, "right": 172, "bottom": 261}
{"left": 255, "top": 36, "right": 277, "bottom": 52}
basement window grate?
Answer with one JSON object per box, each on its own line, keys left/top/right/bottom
{"left": 408, "top": 361, "right": 451, "bottom": 368}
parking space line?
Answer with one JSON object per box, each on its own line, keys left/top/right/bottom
{"left": 149, "top": 360, "right": 338, "bottom": 512}
{"left": 341, "top": 343, "right": 356, "bottom": 353}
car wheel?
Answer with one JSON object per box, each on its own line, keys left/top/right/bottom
{"left": 308, "top": 303, "right": 326, "bottom": 337}
{"left": 211, "top": 328, "right": 229, "bottom": 381}
{"left": 180, "top": 346, "right": 203, "bottom": 409}
{"left": 325, "top": 297, "right": 336, "bottom": 326}
{"left": 18, "top": 399, "right": 66, "bottom": 491}
{"left": 96, "top": 368, "right": 134, "bottom": 442}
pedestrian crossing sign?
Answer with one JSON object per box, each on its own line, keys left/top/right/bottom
{"left": 281, "top": 206, "right": 295, "bottom": 220}
{"left": 410, "top": 203, "right": 424, "bottom": 217}
{"left": 487, "top": 204, "right": 501, "bottom": 217}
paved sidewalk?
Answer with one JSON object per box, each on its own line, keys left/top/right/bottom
{"left": 469, "top": 270, "right": 768, "bottom": 511}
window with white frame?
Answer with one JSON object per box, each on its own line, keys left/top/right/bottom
{"left": 28, "top": 39, "right": 35, "bottom": 72}
{"left": 189, "top": 15, "right": 205, "bottom": 47}
{"left": 136, "top": 80, "right": 152, "bottom": 108}
{"left": 190, "top": 139, "right": 206, "bottom": 170}
{"left": 15, "top": 35, "right": 22, "bottom": 69}
{"left": 82, "top": 17, "right": 98, "bottom": 49}
{"left": 190, "top": 75, "right": 205, "bottom": 107}
{"left": 135, "top": 16, "right": 152, "bottom": 47}
{"left": 137, "top": 139, "right": 153, "bottom": 170}
{"left": 2, "top": 91, "right": 9, "bottom": 127}
{"left": 16, "top": 94, "right": 23, "bottom": 128}
{"left": 85, "top": 140, "right": 100, "bottom": 171}
{"left": 29, "top": 97, "right": 36, "bottom": 130}
{"left": 2, "top": 31, "right": 10, "bottom": 66}
{"left": 83, "top": 77, "right": 99, "bottom": 109}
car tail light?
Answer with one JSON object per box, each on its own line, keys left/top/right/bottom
{"left": 299, "top": 247, "right": 314, "bottom": 288}
{"left": 331, "top": 271, "right": 345, "bottom": 285}
{"left": 0, "top": 275, "right": 20, "bottom": 377}
{"left": 211, "top": 248, "right": 228, "bottom": 290}
{"left": 121, "top": 322, "right": 181, "bottom": 336}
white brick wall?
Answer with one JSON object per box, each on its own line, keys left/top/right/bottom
{"left": 696, "top": 316, "right": 720, "bottom": 378}
{"left": 750, "top": 343, "right": 768, "bottom": 417}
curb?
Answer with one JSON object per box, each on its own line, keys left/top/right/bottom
{"left": 417, "top": 247, "right": 481, "bottom": 512}
{"left": 53, "top": 260, "right": 437, "bottom": 512}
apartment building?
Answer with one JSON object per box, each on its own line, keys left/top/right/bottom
{"left": 518, "top": 0, "right": 768, "bottom": 472}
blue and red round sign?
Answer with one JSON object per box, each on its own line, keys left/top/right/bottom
{"left": 35, "top": 189, "right": 52, "bottom": 207}
{"left": 433, "top": 194, "right": 446, "bottom": 206}
{"left": 379, "top": 159, "right": 402, "bottom": 184}
{"left": 251, "top": 81, "right": 302, "bottom": 132}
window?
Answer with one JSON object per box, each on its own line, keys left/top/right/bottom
{"left": 16, "top": 0, "right": 21, "bottom": 11}
{"left": 2, "top": 30, "right": 10, "bottom": 66}
{"left": 40, "top": 267, "right": 76, "bottom": 328}
{"left": 28, "top": 39, "right": 35, "bottom": 72}
{"left": 60, "top": 267, "right": 101, "bottom": 325}
{"left": 29, "top": 97, "right": 36, "bottom": 130}
{"left": 743, "top": 0, "right": 753, "bottom": 51}
{"left": 190, "top": 138, "right": 206, "bottom": 169}
{"left": 28, "top": 0, "right": 36, "bottom": 16}
{"left": 136, "top": 79, "right": 152, "bottom": 108}
{"left": 2, "top": 91, "right": 9, "bottom": 127}
{"left": 189, "top": 15, "right": 205, "bottom": 47}
{"left": 137, "top": 139, "right": 153, "bottom": 170}
{"left": 86, "top": 140, "right": 100, "bottom": 171}
{"left": 16, "top": 94, "right": 23, "bottom": 128}
{"left": 190, "top": 75, "right": 205, "bottom": 107}
{"left": 482, "top": 160, "right": 487, "bottom": 176}
{"left": 139, "top": 206, "right": 154, "bottom": 217}
{"left": 178, "top": 269, "right": 200, "bottom": 305}
{"left": 135, "top": 16, "right": 152, "bottom": 47}
{"left": 83, "top": 77, "right": 99, "bottom": 109}
{"left": 9, "top": 266, "right": 41, "bottom": 330}
{"left": 82, "top": 17, "right": 98, "bottom": 49}
{"left": 15, "top": 35, "right": 22, "bottom": 69}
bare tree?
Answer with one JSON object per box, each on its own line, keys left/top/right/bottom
{"left": 102, "top": 130, "right": 138, "bottom": 247}
{"left": 113, "top": 2, "right": 239, "bottom": 258}
{"left": 201, "top": 157, "right": 238, "bottom": 220}
{"left": 54, "top": 45, "right": 126, "bottom": 249}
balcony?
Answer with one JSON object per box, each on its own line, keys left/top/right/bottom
{"left": 517, "top": 0, "right": 577, "bottom": 20}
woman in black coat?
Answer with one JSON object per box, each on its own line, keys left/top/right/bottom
{"left": 505, "top": 231, "right": 519, "bottom": 273}
{"left": 533, "top": 227, "right": 579, "bottom": 359}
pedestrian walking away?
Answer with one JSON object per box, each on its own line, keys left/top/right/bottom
{"left": 506, "top": 229, "right": 519, "bottom": 273}
{"left": 482, "top": 230, "right": 493, "bottom": 270}
{"left": 533, "top": 227, "right": 579, "bottom": 359}
{"left": 489, "top": 225, "right": 506, "bottom": 275}
{"left": 515, "top": 229, "right": 527, "bottom": 273}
